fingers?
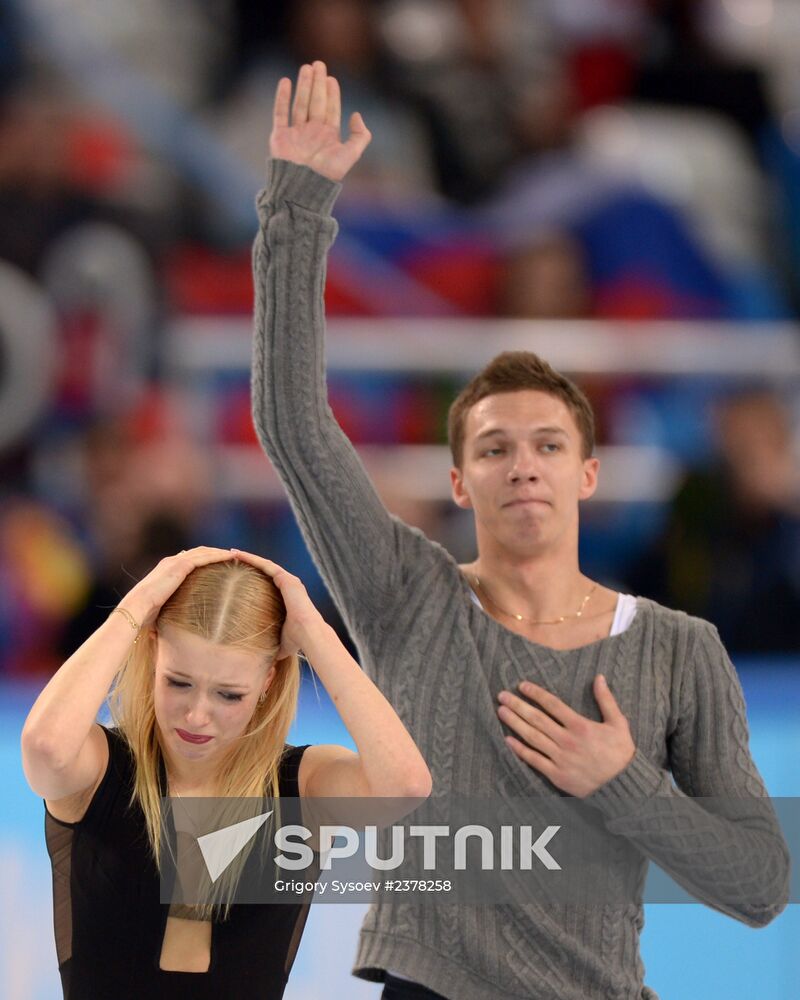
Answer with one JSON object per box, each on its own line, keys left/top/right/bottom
{"left": 308, "top": 60, "right": 328, "bottom": 122}
{"left": 230, "top": 549, "right": 286, "bottom": 577}
{"left": 325, "top": 75, "right": 341, "bottom": 131}
{"left": 293, "top": 60, "right": 327, "bottom": 125}
{"left": 171, "top": 546, "right": 235, "bottom": 568}
{"left": 518, "top": 681, "right": 581, "bottom": 728}
{"left": 505, "top": 736, "right": 557, "bottom": 780}
{"left": 593, "top": 674, "right": 624, "bottom": 725}
{"left": 345, "top": 111, "right": 372, "bottom": 158}
{"left": 497, "top": 693, "right": 561, "bottom": 759}
{"left": 291, "top": 63, "right": 313, "bottom": 125}
{"left": 273, "top": 77, "right": 291, "bottom": 130}
{"left": 229, "top": 551, "right": 305, "bottom": 592}
{"left": 498, "top": 691, "right": 564, "bottom": 745}
{"left": 131, "top": 547, "right": 235, "bottom": 623}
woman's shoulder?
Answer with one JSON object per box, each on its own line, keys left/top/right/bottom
{"left": 45, "top": 724, "right": 122, "bottom": 826}
{"left": 278, "top": 743, "right": 311, "bottom": 797}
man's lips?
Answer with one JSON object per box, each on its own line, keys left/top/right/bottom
{"left": 503, "top": 497, "right": 550, "bottom": 508}
{"left": 176, "top": 729, "right": 214, "bottom": 745}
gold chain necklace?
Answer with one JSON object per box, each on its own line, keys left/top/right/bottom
{"left": 473, "top": 576, "right": 598, "bottom": 626}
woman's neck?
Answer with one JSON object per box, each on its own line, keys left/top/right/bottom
{"left": 161, "top": 744, "right": 219, "bottom": 796}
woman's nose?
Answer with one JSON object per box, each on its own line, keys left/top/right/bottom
{"left": 185, "top": 694, "right": 212, "bottom": 728}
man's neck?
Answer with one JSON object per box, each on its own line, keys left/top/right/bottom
{"left": 466, "top": 545, "right": 593, "bottom": 624}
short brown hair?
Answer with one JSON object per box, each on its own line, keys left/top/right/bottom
{"left": 447, "top": 351, "right": 595, "bottom": 466}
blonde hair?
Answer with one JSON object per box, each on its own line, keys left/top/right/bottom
{"left": 108, "top": 560, "right": 300, "bottom": 872}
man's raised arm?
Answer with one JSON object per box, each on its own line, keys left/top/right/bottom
{"left": 252, "top": 62, "right": 431, "bottom": 623}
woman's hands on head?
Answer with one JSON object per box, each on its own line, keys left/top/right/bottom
{"left": 119, "top": 545, "right": 327, "bottom": 659}
{"left": 119, "top": 547, "right": 234, "bottom": 629}
{"left": 230, "top": 550, "right": 327, "bottom": 661}
{"left": 230, "top": 552, "right": 432, "bottom": 804}
{"left": 270, "top": 61, "right": 371, "bottom": 182}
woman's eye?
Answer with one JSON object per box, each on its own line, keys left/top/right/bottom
{"left": 166, "top": 678, "right": 243, "bottom": 702}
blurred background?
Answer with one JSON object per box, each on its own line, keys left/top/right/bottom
{"left": 0, "top": 1, "right": 798, "bottom": 997}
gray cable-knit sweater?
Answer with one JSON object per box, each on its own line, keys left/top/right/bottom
{"left": 251, "top": 160, "right": 789, "bottom": 1000}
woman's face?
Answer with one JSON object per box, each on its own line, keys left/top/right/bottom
{"left": 153, "top": 624, "right": 275, "bottom": 770}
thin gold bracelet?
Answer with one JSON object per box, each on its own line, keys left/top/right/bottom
{"left": 112, "top": 606, "right": 141, "bottom": 642}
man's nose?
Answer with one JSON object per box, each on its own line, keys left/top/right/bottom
{"left": 509, "top": 448, "right": 539, "bottom": 482}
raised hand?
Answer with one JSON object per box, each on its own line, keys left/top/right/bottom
{"left": 270, "top": 61, "right": 371, "bottom": 182}
{"left": 119, "top": 546, "right": 234, "bottom": 628}
{"left": 230, "top": 550, "right": 327, "bottom": 660}
{"left": 497, "top": 676, "right": 636, "bottom": 798}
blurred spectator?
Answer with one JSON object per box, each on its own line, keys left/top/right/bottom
{"left": 228, "top": 0, "right": 291, "bottom": 79}
{"left": 59, "top": 396, "right": 212, "bottom": 655}
{"left": 379, "top": 0, "right": 558, "bottom": 202}
{"left": 0, "top": 4, "right": 24, "bottom": 97}
{"left": 210, "top": 0, "right": 436, "bottom": 202}
{"left": 0, "top": 500, "right": 90, "bottom": 675}
{"left": 0, "top": 89, "right": 159, "bottom": 274}
{"left": 484, "top": 101, "right": 788, "bottom": 320}
{"left": 2, "top": 0, "right": 799, "bottom": 676}
{"left": 632, "top": 0, "right": 773, "bottom": 153}
{"left": 499, "top": 230, "right": 590, "bottom": 318}
{"left": 60, "top": 509, "right": 194, "bottom": 661}
{"left": 539, "top": 0, "right": 647, "bottom": 110}
{"left": 628, "top": 389, "right": 800, "bottom": 654}
{"left": 30, "top": 0, "right": 234, "bottom": 109}
{"left": 700, "top": 0, "right": 800, "bottom": 123}
{"left": 0, "top": 92, "right": 99, "bottom": 274}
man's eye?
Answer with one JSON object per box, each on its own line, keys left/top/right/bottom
{"left": 484, "top": 447, "right": 504, "bottom": 456}
{"left": 541, "top": 443, "right": 560, "bottom": 453}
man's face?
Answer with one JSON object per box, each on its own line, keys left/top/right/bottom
{"left": 153, "top": 624, "right": 274, "bottom": 768}
{"left": 450, "top": 390, "right": 598, "bottom": 557}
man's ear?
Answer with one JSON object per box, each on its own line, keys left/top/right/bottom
{"left": 579, "top": 456, "right": 599, "bottom": 501}
{"left": 450, "top": 466, "right": 473, "bottom": 509}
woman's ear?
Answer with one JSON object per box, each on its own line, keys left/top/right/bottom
{"left": 149, "top": 628, "right": 158, "bottom": 670}
{"left": 262, "top": 663, "right": 277, "bottom": 697}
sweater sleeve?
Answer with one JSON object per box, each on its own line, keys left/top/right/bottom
{"left": 586, "top": 620, "right": 790, "bottom": 927}
{"left": 251, "top": 159, "right": 433, "bottom": 625}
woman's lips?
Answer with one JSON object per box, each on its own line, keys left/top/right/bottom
{"left": 176, "top": 729, "right": 213, "bottom": 745}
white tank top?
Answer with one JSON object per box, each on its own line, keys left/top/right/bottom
{"left": 468, "top": 588, "right": 638, "bottom": 635}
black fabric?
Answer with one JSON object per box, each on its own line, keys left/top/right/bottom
{"left": 381, "top": 973, "right": 449, "bottom": 999}
{"left": 44, "top": 726, "right": 311, "bottom": 1000}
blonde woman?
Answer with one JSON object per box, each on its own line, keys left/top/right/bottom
{"left": 21, "top": 545, "right": 431, "bottom": 999}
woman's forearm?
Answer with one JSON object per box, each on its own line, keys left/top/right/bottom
{"left": 21, "top": 602, "right": 143, "bottom": 769}
{"left": 302, "top": 622, "right": 431, "bottom": 798}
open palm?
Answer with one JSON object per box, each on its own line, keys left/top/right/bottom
{"left": 270, "top": 61, "right": 371, "bottom": 182}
